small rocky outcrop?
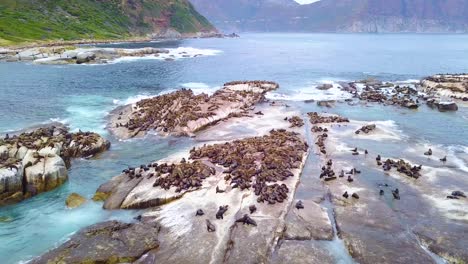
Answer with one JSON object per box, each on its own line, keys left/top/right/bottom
{"left": 109, "top": 81, "right": 279, "bottom": 139}
{"left": 421, "top": 74, "right": 468, "bottom": 100}
{"left": 0, "top": 125, "right": 110, "bottom": 206}
{"left": 65, "top": 193, "right": 87, "bottom": 208}
{"left": 426, "top": 98, "right": 459, "bottom": 112}
{"left": 355, "top": 124, "right": 376, "bottom": 134}
{"left": 31, "top": 220, "right": 161, "bottom": 264}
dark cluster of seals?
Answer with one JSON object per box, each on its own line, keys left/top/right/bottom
{"left": 308, "top": 112, "right": 350, "bottom": 124}
{"left": 345, "top": 81, "right": 420, "bottom": 109}
{"left": 146, "top": 161, "right": 215, "bottom": 193}
{"left": 355, "top": 124, "right": 376, "bottom": 134}
{"left": 287, "top": 116, "right": 305, "bottom": 128}
{"left": 189, "top": 129, "right": 308, "bottom": 204}
{"left": 116, "top": 81, "right": 279, "bottom": 137}
{"left": 379, "top": 158, "right": 422, "bottom": 179}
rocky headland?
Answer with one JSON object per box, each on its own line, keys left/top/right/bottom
{"left": 0, "top": 45, "right": 220, "bottom": 65}
{"left": 109, "top": 81, "right": 279, "bottom": 139}
{"left": 0, "top": 125, "right": 110, "bottom": 206}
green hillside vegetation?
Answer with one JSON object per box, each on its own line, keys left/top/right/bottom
{"left": 0, "top": 0, "right": 215, "bottom": 46}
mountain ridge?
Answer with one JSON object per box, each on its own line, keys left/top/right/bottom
{"left": 0, "top": 0, "right": 217, "bottom": 46}
{"left": 190, "top": 0, "right": 468, "bottom": 33}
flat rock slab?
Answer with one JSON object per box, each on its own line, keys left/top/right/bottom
{"left": 284, "top": 199, "right": 333, "bottom": 241}
{"left": 31, "top": 220, "right": 161, "bottom": 264}
{"left": 271, "top": 240, "right": 334, "bottom": 264}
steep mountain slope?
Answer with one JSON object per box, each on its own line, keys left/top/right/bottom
{"left": 0, "top": 0, "right": 216, "bottom": 45}
{"left": 190, "top": 0, "right": 299, "bottom": 32}
{"left": 191, "top": 0, "right": 468, "bottom": 33}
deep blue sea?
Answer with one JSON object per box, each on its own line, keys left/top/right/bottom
{"left": 1, "top": 33, "right": 468, "bottom": 263}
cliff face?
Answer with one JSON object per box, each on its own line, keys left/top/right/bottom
{"left": 0, "top": 0, "right": 216, "bottom": 45}
{"left": 190, "top": 0, "right": 468, "bottom": 33}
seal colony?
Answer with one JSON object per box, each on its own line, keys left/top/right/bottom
{"left": 31, "top": 78, "right": 468, "bottom": 264}
{"left": 0, "top": 125, "right": 110, "bottom": 206}
{"left": 94, "top": 129, "right": 308, "bottom": 209}
{"left": 109, "top": 81, "right": 279, "bottom": 139}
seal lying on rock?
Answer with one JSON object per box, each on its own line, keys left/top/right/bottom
{"left": 196, "top": 209, "right": 205, "bottom": 216}
{"left": 249, "top": 205, "right": 257, "bottom": 214}
{"left": 392, "top": 189, "right": 400, "bottom": 200}
{"left": 235, "top": 214, "right": 257, "bottom": 226}
{"left": 216, "top": 205, "right": 229, "bottom": 219}
{"left": 296, "top": 200, "right": 304, "bottom": 209}
{"left": 424, "top": 148, "right": 433, "bottom": 156}
{"left": 206, "top": 219, "right": 216, "bottom": 232}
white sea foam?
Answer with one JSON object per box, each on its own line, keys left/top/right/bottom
{"left": 266, "top": 81, "right": 352, "bottom": 102}
{"left": 110, "top": 47, "right": 222, "bottom": 64}
{"left": 181, "top": 82, "right": 219, "bottom": 95}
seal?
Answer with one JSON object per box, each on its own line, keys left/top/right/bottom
{"left": 216, "top": 205, "right": 229, "bottom": 219}
{"left": 343, "top": 191, "right": 349, "bottom": 198}
{"left": 196, "top": 209, "right": 204, "bottom": 216}
{"left": 235, "top": 214, "right": 257, "bottom": 226}
{"left": 206, "top": 219, "right": 216, "bottom": 232}
{"left": 424, "top": 148, "right": 432, "bottom": 156}
{"left": 392, "top": 188, "right": 400, "bottom": 200}
{"left": 249, "top": 205, "right": 257, "bottom": 214}
{"left": 295, "top": 200, "right": 304, "bottom": 209}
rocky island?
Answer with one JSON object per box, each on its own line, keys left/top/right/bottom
{"left": 0, "top": 125, "right": 110, "bottom": 206}
{"left": 109, "top": 81, "right": 279, "bottom": 139}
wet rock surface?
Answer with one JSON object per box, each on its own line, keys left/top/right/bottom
{"left": 30, "top": 220, "right": 161, "bottom": 264}
{"left": 0, "top": 125, "right": 110, "bottom": 206}
{"left": 109, "top": 81, "right": 279, "bottom": 139}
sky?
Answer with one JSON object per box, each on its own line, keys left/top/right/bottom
{"left": 295, "top": 0, "right": 320, "bottom": 4}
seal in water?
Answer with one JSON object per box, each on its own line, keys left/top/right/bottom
{"left": 216, "top": 205, "right": 229, "bottom": 219}
{"left": 440, "top": 156, "right": 447, "bottom": 162}
{"left": 206, "top": 219, "right": 216, "bottom": 232}
{"left": 295, "top": 200, "right": 304, "bottom": 209}
{"left": 235, "top": 214, "right": 257, "bottom": 226}
{"left": 196, "top": 209, "right": 205, "bottom": 216}
{"left": 380, "top": 189, "right": 384, "bottom": 196}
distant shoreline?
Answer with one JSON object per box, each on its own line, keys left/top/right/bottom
{"left": 0, "top": 32, "right": 232, "bottom": 51}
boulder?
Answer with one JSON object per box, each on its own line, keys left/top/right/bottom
{"left": 316, "top": 83, "right": 333, "bottom": 90}
{"left": 436, "top": 101, "right": 458, "bottom": 112}
{"left": 76, "top": 51, "right": 96, "bottom": 64}
{"left": 66, "top": 193, "right": 87, "bottom": 208}
{"left": 31, "top": 220, "right": 161, "bottom": 264}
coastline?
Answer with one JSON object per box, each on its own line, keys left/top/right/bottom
{"left": 0, "top": 31, "right": 229, "bottom": 51}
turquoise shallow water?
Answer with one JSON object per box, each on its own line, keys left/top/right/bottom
{"left": 0, "top": 33, "right": 468, "bottom": 263}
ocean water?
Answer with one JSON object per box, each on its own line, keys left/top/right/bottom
{"left": 0, "top": 33, "right": 468, "bottom": 263}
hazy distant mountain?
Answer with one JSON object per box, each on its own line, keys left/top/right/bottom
{"left": 190, "top": 0, "right": 468, "bottom": 33}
